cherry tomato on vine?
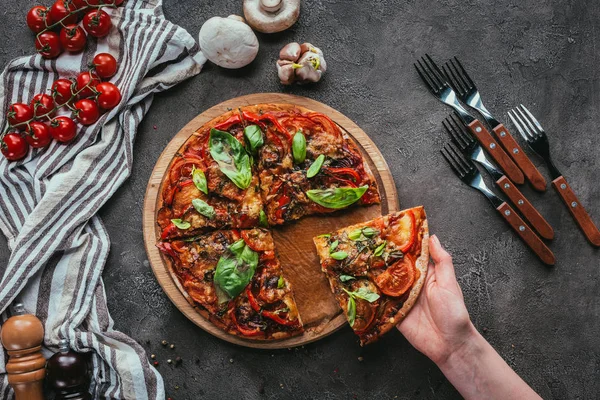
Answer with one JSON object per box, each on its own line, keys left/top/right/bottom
{"left": 95, "top": 82, "right": 121, "bottom": 110}
{"left": 35, "top": 31, "right": 62, "bottom": 59}
{"left": 49, "top": 0, "right": 78, "bottom": 25}
{"left": 60, "top": 25, "right": 87, "bottom": 53}
{"left": 30, "top": 94, "right": 56, "bottom": 118}
{"left": 83, "top": 9, "right": 112, "bottom": 38}
{"left": 27, "top": 6, "right": 52, "bottom": 33}
{"left": 1, "top": 132, "right": 29, "bottom": 161}
{"left": 7, "top": 103, "right": 34, "bottom": 127}
{"left": 49, "top": 116, "right": 78, "bottom": 142}
{"left": 71, "top": 0, "right": 90, "bottom": 8}
{"left": 73, "top": 99, "right": 100, "bottom": 126}
{"left": 76, "top": 71, "right": 101, "bottom": 98}
{"left": 92, "top": 53, "right": 117, "bottom": 79}
{"left": 52, "top": 79, "right": 75, "bottom": 106}
{"left": 25, "top": 122, "right": 53, "bottom": 148}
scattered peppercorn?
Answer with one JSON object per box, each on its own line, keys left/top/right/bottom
{"left": 195, "top": 358, "right": 200, "bottom": 365}
{"left": 170, "top": 344, "right": 175, "bottom": 349}
{"left": 167, "top": 359, "right": 172, "bottom": 364}
{"left": 175, "top": 357, "right": 182, "bottom": 366}
{"left": 150, "top": 354, "right": 156, "bottom": 359}
{"left": 357, "top": 356, "right": 364, "bottom": 362}
{"left": 153, "top": 361, "right": 159, "bottom": 366}
{"left": 161, "top": 340, "right": 168, "bottom": 346}
{"left": 175, "top": 386, "right": 179, "bottom": 390}
{"left": 229, "top": 358, "right": 234, "bottom": 363}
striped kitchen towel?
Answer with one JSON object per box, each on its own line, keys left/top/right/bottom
{"left": 0, "top": 0, "right": 205, "bottom": 398}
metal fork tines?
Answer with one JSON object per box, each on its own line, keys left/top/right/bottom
{"left": 444, "top": 114, "right": 554, "bottom": 240}
{"left": 508, "top": 105, "right": 600, "bottom": 246}
{"left": 415, "top": 54, "right": 524, "bottom": 184}
{"left": 441, "top": 143, "right": 555, "bottom": 265}
{"left": 443, "top": 57, "right": 547, "bottom": 191}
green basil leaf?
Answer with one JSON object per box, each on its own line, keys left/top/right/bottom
{"left": 362, "top": 227, "right": 378, "bottom": 238}
{"left": 259, "top": 209, "right": 269, "bottom": 227}
{"left": 329, "top": 240, "right": 339, "bottom": 253}
{"left": 348, "top": 229, "right": 363, "bottom": 241}
{"left": 306, "top": 185, "right": 368, "bottom": 209}
{"left": 292, "top": 130, "right": 306, "bottom": 164}
{"left": 339, "top": 274, "right": 356, "bottom": 282}
{"left": 317, "top": 233, "right": 331, "bottom": 238}
{"left": 330, "top": 251, "right": 348, "bottom": 260}
{"left": 374, "top": 241, "right": 387, "bottom": 257}
{"left": 192, "top": 198, "right": 215, "bottom": 219}
{"left": 214, "top": 240, "right": 259, "bottom": 300}
{"left": 244, "top": 125, "right": 264, "bottom": 154}
{"left": 277, "top": 276, "right": 285, "bottom": 289}
{"left": 229, "top": 239, "right": 246, "bottom": 256}
{"left": 209, "top": 128, "right": 252, "bottom": 190}
{"left": 353, "top": 287, "right": 380, "bottom": 302}
{"left": 191, "top": 165, "right": 208, "bottom": 194}
{"left": 306, "top": 154, "right": 325, "bottom": 178}
{"left": 171, "top": 219, "right": 191, "bottom": 229}
{"left": 347, "top": 296, "right": 356, "bottom": 327}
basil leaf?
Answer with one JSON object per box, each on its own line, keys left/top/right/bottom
{"left": 259, "top": 209, "right": 269, "bottom": 227}
{"left": 329, "top": 240, "right": 339, "bottom": 253}
{"left": 171, "top": 219, "right": 190, "bottom": 229}
{"left": 306, "top": 154, "right": 325, "bottom": 178}
{"left": 191, "top": 166, "right": 208, "bottom": 194}
{"left": 317, "top": 233, "right": 331, "bottom": 238}
{"left": 292, "top": 130, "right": 306, "bottom": 164}
{"left": 192, "top": 198, "right": 215, "bottom": 219}
{"left": 306, "top": 185, "right": 368, "bottom": 209}
{"left": 214, "top": 240, "right": 259, "bottom": 300}
{"left": 209, "top": 128, "right": 252, "bottom": 190}
{"left": 374, "top": 241, "right": 387, "bottom": 257}
{"left": 330, "top": 251, "right": 348, "bottom": 260}
{"left": 339, "top": 274, "right": 356, "bottom": 282}
{"left": 348, "top": 229, "right": 363, "bottom": 241}
{"left": 362, "top": 227, "right": 378, "bottom": 238}
{"left": 277, "top": 276, "right": 285, "bottom": 289}
{"left": 353, "top": 287, "right": 380, "bottom": 302}
{"left": 347, "top": 296, "right": 356, "bottom": 327}
{"left": 244, "top": 125, "right": 264, "bottom": 154}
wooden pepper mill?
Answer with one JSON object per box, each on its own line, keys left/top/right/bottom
{"left": 46, "top": 338, "right": 91, "bottom": 400}
{"left": 0, "top": 303, "right": 46, "bottom": 400}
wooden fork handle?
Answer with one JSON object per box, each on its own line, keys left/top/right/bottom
{"left": 493, "top": 124, "right": 547, "bottom": 191}
{"left": 496, "top": 176, "right": 554, "bottom": 240}
{"left": 467, "top": 120, "right": 525, "bottom": 185}
{"left": 497, "top": 202, "right": 556, "bottom": 265}
{"left": 552, "top": 176, "right": 600, "bottom": 246}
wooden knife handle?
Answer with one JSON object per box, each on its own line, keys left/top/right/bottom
{"left": 496, "top": 176, "right": 554, "bottom": 240}
{"left": 497, "top": 202, "right": 555, "bottom": 265}
{"left": 552, "top": 176, "right": 600, "bottom": 246}
{"left": 468, "top": 120, "right": 525, "bottom": 184}
{"left": 493, "top": 124, "right": 547, "bottom": 192}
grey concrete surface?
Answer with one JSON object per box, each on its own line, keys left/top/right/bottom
{"left": 1, "top": 0, "right": 600, "bottom": 399}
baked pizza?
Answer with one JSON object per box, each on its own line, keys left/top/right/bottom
{"left": 313, "top": 206, "right": 429, "bottom": 345}
{"left": 157, "top": 228, "right": 303, "bottom": 339}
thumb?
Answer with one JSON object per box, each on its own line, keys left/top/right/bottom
{"left": 429, "top": 235, "right": 457, "bottom": 287}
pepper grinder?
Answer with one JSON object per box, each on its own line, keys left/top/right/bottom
{"left": 0, "top": 303, "right": 46, "bottom": 400}
{"left": 46, "top": 339, "right": 91, "bottom": 400}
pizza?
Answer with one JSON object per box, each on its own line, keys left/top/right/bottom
{"left": 156, "top": 103, "right": 381, "bottom": 341}
{"left": 157, "top": 228, "right": 303, "bottom": 339}
{"left": 313, "top": 206, "right": 429, "bottom": 345}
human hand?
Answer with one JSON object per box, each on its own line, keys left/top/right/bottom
{"left": 397, "top": 234, "right": 475, "bottom": 365}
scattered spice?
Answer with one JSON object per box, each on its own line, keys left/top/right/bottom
{"left": 229, "top": 358, "right": 234, "bottom": 363}
{"left": 150, "top": 354, "right": 156, "bottom": 359}
{"left": 357, "top": 356, "right": 364, "bottom": 362}
{"left": 175, "top": 357, "right": 182, "bottom": 366}
{"left": 170, "top": 344, "right": 175, "bottom": 349}
{"left": 167, "top": 359, "right": 172, "bottom": 364}
{"left": 175, "top": 386, "right": 179, "bottom": 390}
{"left": 161, "top": 340, "right": 167, "bottom": 346}
{"left": 153, "top": 125, "right": 157, "bottom": 130}
{"left": 153, "top": 361, "right": 159, "bottom": 366}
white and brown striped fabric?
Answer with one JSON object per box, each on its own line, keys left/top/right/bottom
{"left": 0, "top": 1, "right": 205, "bottom": 398}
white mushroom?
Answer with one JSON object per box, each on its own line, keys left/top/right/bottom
{"left": 276, "top": 42, "right": 327, "bottom": 85}
{"left": 198, "top": 15, "right": 259, "bottom": 69}
{"left": 243, "top": 0, "right": 300, "bottom": 33}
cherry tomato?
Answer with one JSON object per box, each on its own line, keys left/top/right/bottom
{"left": 71, "top": 0, "right": 90, "bottom": 8}
{"left": 95, "top": 82, "right": 121, "bottom": 110}
{"left": 76, "top": 71, "right": 101, "bottom": 98}
{"left": 92, "top": 53, "right": 117, "bottom": 79}
{"left": 49, "top": 116, "right": 78, "bottom": 142}
{"left": 115, "top": 0, "right": 125, "bottom": 5}
{"left": 1, "top": 132, "right": 29, "bottom": 161}
{"left": 26, "top": 6, "right": 52, "bottom": 33}
{"left": 7, "top": 103, "right": 34, "bottom": 127}
{"left": 73, "top": 99, "right": 100, "bottom": 126}
{"left": 83, "top": 10, "right": 112, "bottom": 38}
{"left": 35, "top": 31, "right": 62, "bottom": 59}
{"left": 49, "top": 0, "right": 78, "bottom": 25}
{"left": 374, "top": 255, "right": 415, "bottom": 297}
{"left": 52, "top": 78, "right": 75, "bottom": 106}
{"left": 25, "top": 122, "right": 53, "bottom": 148}
{"left": 30, "top": 94, "right": 55, "bottom": 118}
{"left": 387, "top": 210, "right": 416, "bottom": 253}
{"left": 60, "top": 25, "right": 87, "bottom": 53}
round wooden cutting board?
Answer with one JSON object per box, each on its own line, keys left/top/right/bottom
{"left": 143, "top": 93, "right": 398, "bottom": 349}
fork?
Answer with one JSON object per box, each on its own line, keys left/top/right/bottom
{"left": 508, "top": 105, "right": 600, "bottom": 246}
{"left": 414, "top": 54, "right": 525, "bottom": 184}
{"left": 443, "top": 114, "right": 554, "bottom": 240}
{"left": 443, "top": 57, "right": 547, "bottom": 192}
{"left": 441, "top": 143, "right": 555, "bottom": 265}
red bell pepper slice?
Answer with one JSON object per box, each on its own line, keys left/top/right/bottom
{"left": 246, "top": 287, "right": 261, "bottom": 312}
{"left": 213, "top": 114, "right": 242, "bottom": 131}
{"left": 160, "top": 224, "right": 178, "bottom": 240}
{"left": 262, "top": 310, "right": 299, "bottom": 327}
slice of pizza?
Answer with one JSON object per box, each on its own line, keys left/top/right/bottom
{"left": 157, "top": 110, "right": 264, "bottom": 240}
{"left": 313, "top": 206, "right": 428, "bottom": 345}
{"left": 157, "top": 228, "right": 303, "bottom": 340}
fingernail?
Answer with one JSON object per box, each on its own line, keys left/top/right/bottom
{"left": 431, "top": 234, "right": 440, "bottom": 246}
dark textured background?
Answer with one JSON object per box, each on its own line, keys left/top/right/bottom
{"left": 1, "top": 0, "right": 600, "bottom": 399}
